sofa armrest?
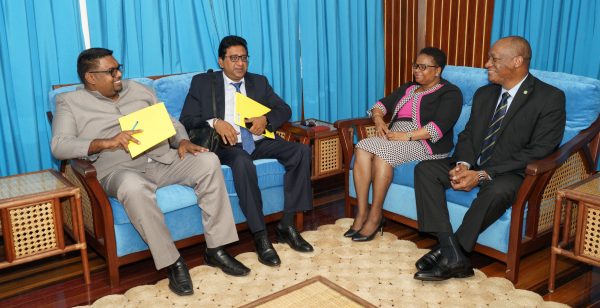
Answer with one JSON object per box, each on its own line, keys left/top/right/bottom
{"left": 64, "top": 159, "right": 116, "bottom": 244}
{"left": 526, "top": 116, "right": 600, "bottom": 176}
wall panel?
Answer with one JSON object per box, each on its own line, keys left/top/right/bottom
{"left": 384, "top": 0, "right": 494, "bottom": 94}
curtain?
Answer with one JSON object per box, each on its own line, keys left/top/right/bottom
{"left": 299, "top": 0, "right": 385, "bottom": 122}
{"left": 491, "top": 0, "right": 600, "bottom": 79}
{"left": 0, "top": 1, "right": 84, "bottom": 176}
{"left": 85, "top": 0, "right": 303, "bottom": 118}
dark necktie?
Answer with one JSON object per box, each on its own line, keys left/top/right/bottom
{"left": 479, "top": 92, "right": 510, "bottom": 166}
{"left": 231, "top": 82, "right": 255, "bottom": 154}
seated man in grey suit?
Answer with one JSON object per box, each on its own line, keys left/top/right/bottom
{"left": 413, "top": 36, "right": 566, "bottom": 281}
{"left": 51, "top": 48, "right": 251, "bottom": 296}
{"left": 180, "top": 35, "right": 314, "bottom": 268}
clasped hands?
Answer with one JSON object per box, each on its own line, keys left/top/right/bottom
{"left": 449, "top": 164, "right": 480, "bottom": 191}
{"left": 214, "top": 116, "right": 267, "bottom": 145}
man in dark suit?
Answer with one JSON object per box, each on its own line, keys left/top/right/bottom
{"left": 413, "top": 36, "right": 566, "bottom": 281}
{"left": 180, "top": 35, "right": 313, "bottom": 269}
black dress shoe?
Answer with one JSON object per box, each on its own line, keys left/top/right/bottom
{"left": 343, "top": 227, "right": 360, "bottom": 238}
{"left": 167, "top": 257, "right": 193, "bottom": 296}
{"left": 204, "top": 249, "right": 250, "bottom": 276}
{"left": 255, "top": 236, "right": 281, "bottom": 267}
{"left": 415, "top": 246, "right": 442, "bottom": 271}
{"left": 414, "top": 236, "right": 473, "bottom": 281}
{"left": 413, "top": 257, "right": 474, "bottom": 281}
{"left": 275, "top": 225, "right": 314, "bottom": 252}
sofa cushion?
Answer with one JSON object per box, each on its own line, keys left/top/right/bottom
{"left": 111, "top": 158, "right": 286, "bottom": 225}
{"left": 153, "top": 72, "right": 198, "bottom": 118}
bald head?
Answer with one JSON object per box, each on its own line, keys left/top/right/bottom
{"left": 485, "top": 36, "right": 531, "bottom": 89}
{"left": 499, "top": 36, "right": 531, "bottom": 67}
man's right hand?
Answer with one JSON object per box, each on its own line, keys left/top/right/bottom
{"left": 214, "top": 120, "right": 239, "bottom": 145}
{"left": 88, "top": 130, "right": 142, "bottom": 155}
{"left": 449, "top": 163, "right": 469, "bottom": 185}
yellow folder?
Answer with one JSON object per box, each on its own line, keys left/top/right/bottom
{"left": 118, "top": 102, "right": 176, "bottom": 158}
{"left": 234, "top": 93, "right": 275, "bottom": 139}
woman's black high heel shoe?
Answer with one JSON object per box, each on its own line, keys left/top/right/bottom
{"left": 351, "top": 218, "right": 386, "bottom": 242}
{"left": 343, "top": 227, "right": 360, "bottom": 238}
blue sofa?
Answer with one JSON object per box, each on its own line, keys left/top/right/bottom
{"left": 335, "top": 65, "right": 600, "bottom": 283}
{"left": 49, "top": 73, "right": 299, "bottom": 287}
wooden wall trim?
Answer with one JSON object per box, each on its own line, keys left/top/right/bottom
{"left": 384, "top": 0, "right": 494, "bottom": 95}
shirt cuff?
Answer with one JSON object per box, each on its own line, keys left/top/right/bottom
{"left": 207, "top": 118, "right": 216, "bottom": 128}
{"left": 456, "top": 161, "right": 471, "bottom": 169}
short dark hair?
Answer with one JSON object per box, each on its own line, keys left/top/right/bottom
{"left": 418, "top": 47, "right": 447, "bottom": 71}
{"left": 77, "top": 48, "right": 113, "bottom": 83}
{"left": 218, "top": 35, "right": 248, "bottom": 59}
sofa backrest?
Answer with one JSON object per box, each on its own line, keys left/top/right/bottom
{"left": 48, "top": 72, "right": 208, "bottom": 121}
{"left": 442, "top": 65, "right": 600, "bottom": 146}
{"left": 152, "top": 72, "right": 199, "bottom": 119}
{"left": 48, "top": 77, "right": 156, "bottom": 115}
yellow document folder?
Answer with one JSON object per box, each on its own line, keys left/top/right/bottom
{"left": 234, "top": 93, "right": 275, "bottom": 139}
{"left": 118, "top": 102, "right": 176, "bottom": 158}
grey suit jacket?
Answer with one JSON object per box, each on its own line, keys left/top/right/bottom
{"left": 51, "top": 81, "right": 189, "bottom": 180}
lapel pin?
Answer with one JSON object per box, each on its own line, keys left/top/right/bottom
{"left": 523, "top": 90, "right": 528, "bottom": 94}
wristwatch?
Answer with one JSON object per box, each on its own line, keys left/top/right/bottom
{"left": 477, "top": 170, "right": 488, "bottom": 185}
{"left": 406, "top": 131, "right": 413, "bottom": 141}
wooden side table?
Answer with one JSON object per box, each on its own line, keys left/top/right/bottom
{"left": 0, "top": 169, "right": 90, "bottom": 284}
{"left": 286, "top": 119, "right": 344, "bottom": 180}
{"left": 549, "top": 173, "right": 600, "bottom": 292}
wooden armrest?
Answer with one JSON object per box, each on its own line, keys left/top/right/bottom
{"left": 526, "top": 116, "right": 600, "bottom": 176}
{"left": 333, "top": 117, "right": 374, "bottom": 130}
{"left": 70, "top": 159, "right": 98, "bottom": 178}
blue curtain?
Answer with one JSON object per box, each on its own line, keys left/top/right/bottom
{"left": 299, "top": 1, "right": 385, "bottom": 122}
{"left": 0, "top": 1, "right": 84, "bottom": 176}
{"left": 85, "top": 0, "right": 303, "bottom": 119}
{"left": 491, "top": 0, "right": 600, "bottom": 79}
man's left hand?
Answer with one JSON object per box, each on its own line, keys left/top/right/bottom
{"left": 450, "top": 169, "right": 479, "bottom": 191}
{"left": 177, "top": 139, "right": 208, "bottom": 160}
{"left": 245, "top": 116, "right": 267, "bottom": 136}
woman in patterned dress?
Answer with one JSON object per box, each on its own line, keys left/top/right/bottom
{"left": 346, "top": 47, "right": 463, "bottom": 241}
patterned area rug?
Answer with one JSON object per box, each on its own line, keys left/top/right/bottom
{"left": 81, "top": 219, "right": 568, "bottom": 307}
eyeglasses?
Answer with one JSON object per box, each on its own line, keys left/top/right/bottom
{"left": 89, "top": 64, "right": 124, "bottom": 77}
{"left": 412, "top": 63, "right": 438, "bottom": 71}
{"left": 226, "top": 55, "right": 249, "bottom": 63}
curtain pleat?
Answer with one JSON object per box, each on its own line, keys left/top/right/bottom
{"left": 491, "top": 0, "right": 600, "bottom": 79}
{"left": 299, "top": 0, "right": 385, "bottom": 122}
{"left": 0, "top": 0, "right": 83, "bottom": 176}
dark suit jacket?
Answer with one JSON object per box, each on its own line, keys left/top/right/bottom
{"left": 452, "top": 74, "right": 566, "bottom": 178}
{"left": 180, "top": 71, "right": 291, "bottom": 132}
{"left": 378, "top": 79, "right": 463, "bottom": 155}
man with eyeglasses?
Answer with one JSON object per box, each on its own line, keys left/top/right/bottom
{"left": 412, "top": 36, "right": 566, "bottom": 281}
{"left": 51, "top": 47, "right": 249, "bottom": 296}
{"left": 180, "top": 35, "right": 314, "bottom": 271}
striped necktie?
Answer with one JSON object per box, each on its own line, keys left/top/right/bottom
{"left": 479, "top": 92, "right": 510, "bottom": 166}
{"left": 231, "top": 82, "right": 255, "bottom": 154}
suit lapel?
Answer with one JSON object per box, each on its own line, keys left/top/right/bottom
{"left": 244, "top": 74, "right": 256, "bottom": 100}
{"left": 215, "top": 71, "right": 226, "bottom": 118}
{"left": 496, "top": 74, "right": 535, "bottom": 137}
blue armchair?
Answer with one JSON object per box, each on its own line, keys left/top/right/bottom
{"left": 335, "top": 65, "right": 600, "bottom": 283}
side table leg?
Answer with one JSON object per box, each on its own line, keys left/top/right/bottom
{"left": 73, "top": 196, "right": 91, "bottom": 284}
{"left": 548, "top": 195, "right": 564, "bottom": 292}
